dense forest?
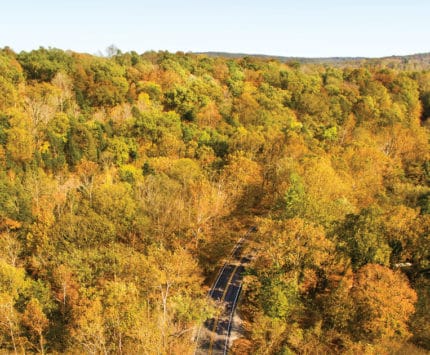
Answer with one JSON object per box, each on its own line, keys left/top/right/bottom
{"left": 0, "top": 46, "right": 429, "bottom": 354}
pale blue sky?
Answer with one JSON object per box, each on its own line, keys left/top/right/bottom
{"left": 1, "top": 0, "right": 429, "bottom": 57}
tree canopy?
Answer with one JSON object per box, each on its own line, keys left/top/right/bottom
{"left": 0, "top": 47, "right": 429, "bottom": 353}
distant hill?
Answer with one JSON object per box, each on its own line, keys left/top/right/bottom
{"left": 193, "top": 51, "right": 365, "bottom": 63}
{"left": 193, "top": 51, "right": 430, "bottom": 69}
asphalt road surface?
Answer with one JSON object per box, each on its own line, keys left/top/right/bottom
{"left": 195, "top": 237, "right": 252, "bottom": 355}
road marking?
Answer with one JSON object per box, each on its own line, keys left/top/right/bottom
{"left": 223, "top": 253, "right": 258, "bottom": 353}
{"left": 194, "top": 239, "right": 244, "bottom": 353}
{"left": 209, "top": 238, "right": 243, "bottom": 297}
{"left": 194, "top": 227, "right": 256, "bottom": 354}
{"left": 208, "top": 262, "right": 240, "bottom": 354}
{"left": 223, "top": 282, "right": 242, "bottom": 354}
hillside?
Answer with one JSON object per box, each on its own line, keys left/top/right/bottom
{"left": 0, "top": 47, "right": 429, "bottom": 354}
{"left": 195, "top": 50, "right": 430, "bottom": 68}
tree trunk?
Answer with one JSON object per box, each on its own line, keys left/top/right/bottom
{"left": 7, "top": 316, "right": 17, "bottom": 355}
{"left": 39, "top": 333, "right": 45, "bottom": 355}
{"left": 160, "top": 283, "right": 170, "bottom": 350}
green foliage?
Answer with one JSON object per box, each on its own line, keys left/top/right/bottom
{"left": 103, "top": 136, "right": 137, "bottom": 165}
{"left": 337, "top": 208, "right": 392, "bottom": 269}
{"left": 0, "top": 52, "right": 23, "bottom": 111}
{"left": 418, "top": 192, "right": 430, "bottom": 214}
{"left": 66, "top": 119, "right": 97, "bottom": 165}
{"left": 0, "top": 260, "right": 27, "bottom": 299}
{"left": 164, "top": 85, "right": 199, "bottom": 121}
{"left": 92, "top": 182, "right": 137, "bottom": 240}
{"left": 420, "top": 91, "right": 430, "bottom": 120}
{"left": 132, "top": 106, "right": 181, "bottom": 143}
{"left": 322, "top": 126, "right": 338, "bottom": 141}
{"left": 118, "top": 164, "right": 142, "bottom": 183}
{"left": 260, "top": 277, "right": 300, "bottom": 319}
{"left": 17, "top": 47, "right": 73, "bottom": 82}
{"left": 73, "top": 54, "right": 129, "bottom": 107}
{"left": 42, "top": 113, "right": 70, "bottom": 170}
{"left": 0, "top": 174, "right": 32, "bottom": 222}
{"left": 283, "top": 172, "right": 306, "bottom": 218}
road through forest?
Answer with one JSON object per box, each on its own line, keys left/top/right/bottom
{"left": 195, "top": 230, "right": 254, "bottom": 354}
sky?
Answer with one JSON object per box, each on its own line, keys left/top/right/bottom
{"left": 1, "top": 0, "right": 429, "bottom": 58}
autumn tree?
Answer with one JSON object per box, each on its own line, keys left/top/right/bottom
{"left": 22, "top": 298, "right": 49, "bottom": 354}
{"left": 337, "top": 207, "right": 391, "bottom": 269}
{"left": 351, "top": 264, "right": 417, "bottom": 341}
{"left": 0, "top": 260, "right": 27, "bottom": 353}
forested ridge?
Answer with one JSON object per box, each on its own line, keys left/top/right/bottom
{"left": 0, "top": 46, "right": 429, "bottom": 354}
{"left": 197, "top": 51, "right": 430, "bottom": 68}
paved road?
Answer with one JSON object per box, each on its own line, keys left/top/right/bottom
{"left": 195, "top": 236, "right": 253, "bottom": 355}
